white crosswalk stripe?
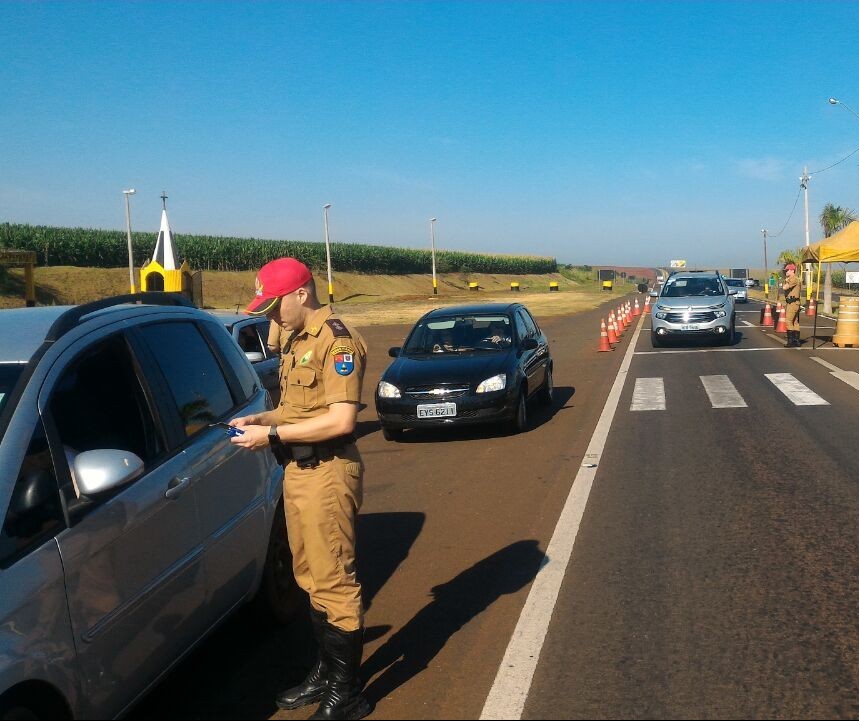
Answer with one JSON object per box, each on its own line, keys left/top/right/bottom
{"left": 629, "top": 373, "right": 833, "bottom": 410}
{"left": 630, "top": 377, "right": 665, "bottom": 411}
{"left": 765, "top": 373, "right": 830, "bottom": 406}
{"left": 700, "top": 375, "right": 747, "bottom": 408}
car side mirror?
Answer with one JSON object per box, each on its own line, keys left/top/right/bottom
{"left": 388, "top": 346, "right": 401, "bottom": 358}
{"left": 521, "top": 337, "right": 539, "bottom": 351}
{"left": 245, "top": 351, "right": 266, "bottom": 363}
{"left": 73, "top": 450, "right": 145, "bottom": 497}
{"left": 649, "top": 291, "right": 659, "bottom": 298}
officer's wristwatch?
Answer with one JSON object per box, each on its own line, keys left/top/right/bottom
{"left": 268, "top": 425, "right": 279, "bottom": 445}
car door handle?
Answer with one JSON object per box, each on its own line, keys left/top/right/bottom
{"left": 165, "top": 476, "right": 191, "bottom": 500}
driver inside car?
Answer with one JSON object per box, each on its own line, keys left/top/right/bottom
{"left": 482, "top": 321, "right": 511, "bottom": 347}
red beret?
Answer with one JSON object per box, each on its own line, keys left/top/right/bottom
{"left": 246, "top": 258, "right": 313, "bottom": 315}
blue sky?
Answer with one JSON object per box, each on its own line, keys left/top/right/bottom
{"left": 2, "top": 1, "right": 859, "bottom": 268}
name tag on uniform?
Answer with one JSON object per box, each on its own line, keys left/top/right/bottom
{"left": 334, "top": 352, "right": 354, "bottom": 376}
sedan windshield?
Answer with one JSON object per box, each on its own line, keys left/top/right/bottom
{"left": 725, "top": 279, "right": 746, "bottom": 288}
{"left": 662, "top": 278, "right": 725, "bottom": 297}
{"left": 402, "top": 315, "right": 513, "bottom": 355}
{"left": 0, "top": 364, "right": 24, "bottom": 419}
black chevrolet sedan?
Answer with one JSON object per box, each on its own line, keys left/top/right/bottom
{"left": 376, "top": 303, "right": 553, "bottom": 440}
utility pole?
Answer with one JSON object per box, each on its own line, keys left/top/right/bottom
{"left": 761, "top": 228, "right": 770, "bottom": 300}
{"left": 801, "top": 168, "right": 812, "bottom": 300}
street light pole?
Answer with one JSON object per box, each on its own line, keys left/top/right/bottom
{"left": 429, "top": 217, "right": 438, "bottom": 295}
{"left": 829, "top": 96, "right": 859, "bottom": 122}
{"left": 761, "top": 228, "right": 769, "bottom": 300}
{"left": 323, "top": 203, "right": 334, "bottom": 304}
{"left": 123, "top": 188, "right": 136, "bottom": 294}
{"left": 801, "top": 168, "right": 812, "bottom": 299}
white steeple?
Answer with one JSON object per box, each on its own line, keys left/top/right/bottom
{"left": 151, "top": 191, "right": 179, "bottom": 271}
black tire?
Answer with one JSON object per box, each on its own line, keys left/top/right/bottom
{"left": 722, "top": 318, "right": 735, "bottom": 346}
{"left": 381, "top": 426, "right": 404, "bottom": 441}
{"left": 650, "top": 331, "right": 662, "bottom": 348}
{"left": 537, "top": 366, "right": 553, "bottom": 406}
{"left": 251, "top": 504, "right": 303, "bottom": 625}
{"left": 510, "top": 388, "right": 529, "bottom": 434}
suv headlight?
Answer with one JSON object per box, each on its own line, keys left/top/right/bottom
{"left": 655, "top": 312, "right": 668, "bottom": 319}
{"left": 714, "top": 310, "right": 727, "bottom": 318}
{"left": 476, "top": 373, "right": 506, "bottom": 393}
{"left": 377, "top": 381, "right": 401, "bottom": 398}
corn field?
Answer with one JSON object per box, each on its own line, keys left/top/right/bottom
{"left": 0, "top": 223, "right": 557, "bottom": 275}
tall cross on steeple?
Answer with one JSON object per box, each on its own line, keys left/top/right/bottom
{"left": 161, "top": 191, "right": 168, "bottom": 210}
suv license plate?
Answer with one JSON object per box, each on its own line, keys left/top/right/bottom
{"left": 417, "top": 402, "right": 457, "bottom": 418}
{"left": 681, "top": 324, "right": 700, "bottom": 330}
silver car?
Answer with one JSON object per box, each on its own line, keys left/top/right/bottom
{"left": 0, "top": 294, "right": 299, "bottom": 719}
{"left": 725, "top": 278, "right": 748, "bottom": 303}
{"left": 650, "top": 272, "right": 737, "bottom": 347}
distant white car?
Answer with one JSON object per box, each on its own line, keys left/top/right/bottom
{"left": 725, "top": 278, "right": 748, "bottom": 302}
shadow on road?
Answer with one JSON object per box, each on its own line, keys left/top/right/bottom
{"left": 360, "top": 539, "right": 545, "bottom": 706}
{"left": 358, "top": 511, "right": 425, "bottom": 610}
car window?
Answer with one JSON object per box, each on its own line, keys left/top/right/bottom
{"left": 402, "top": 315, "right": 512, "bottom": 354}
{"left": 514, "top": 312, "right": 529, "bottom": 341}
{"left": 662, "top": 278, "right": 724, "bottom": 297}
{"left": 202, "top": 321, "right": 259, "bottom": 403}
{"left": 0, "top": 418, "right": 65, "bottom": 567}
{"left": 0, "top": 364, "right": 24, "bottom": 426}
{"left": 49, "top": 333, "right": 164, "bottom": 510}
{"left": 237, "top": 324, "right": 264, "bottom": 355}
{"left": 137, "top": 322, "right": 235, "bottom": 437}
{"left": 518, "top": 309, "right": 538, "bottom": 337}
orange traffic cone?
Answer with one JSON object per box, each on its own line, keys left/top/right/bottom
{"left": 613, "top": 311, "right": 622, "bottom": 337}
{"left": 775, "top": 303, "right": 788, "bottom": 333}
{"left": 607, "top": 315, "right": 619, "bottom": 344}
{"left": 644, "top": 295, "right": 651, "bottom": 312}
{"left": 806, "top": 297, "right": 816, "bottom": 317}
{"left": 633, "top": 298, "right": 641, "bottom": 316}
{"left": 625, "top": 303, "right": 632, "bottom": 324}
{"left": 622, "top": 306, "right": 630, "bottom": 328}
{"left": 762, "top": 303, "right": 774, "bottom": 327}
{"left": 598, "top": 320, "right": 612, "bottom": 351}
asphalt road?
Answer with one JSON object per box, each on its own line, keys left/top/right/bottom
{"left": 131, "top": 298, "right": 859, "bottom": 720}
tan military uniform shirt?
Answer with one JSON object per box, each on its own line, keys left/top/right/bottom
{"left": 783, "top": 274, "right": 801, "bottom": 302}
{"left": 274, "top": 305, "right": 367, "bottom": 424}
{"left": 267, "top": 320, "right": 290, "bottom": 354}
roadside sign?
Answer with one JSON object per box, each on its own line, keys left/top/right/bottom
{"left": 769, "top": 277, "right": 776, "bottom": 286}
{"left": 670, "top": 260, "right": 687, "bottom": 268}
{"left": 846, "top": 272, "right": 859, "bottom": 284}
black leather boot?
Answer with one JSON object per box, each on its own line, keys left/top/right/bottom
{"left": 276, "top": 606, "right": 330, "bottom": 710}
{"left": 309, "top": 624, "right": 371, "bottom": 720}
{"left": 788, "top": 330, "right": 800, "bottom": 347}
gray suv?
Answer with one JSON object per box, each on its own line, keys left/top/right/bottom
{"left": 0, "top": 294, "right": 299, "bottom": 719}
{"left": 650, "top": 271, "right": 737, "bottom": 347}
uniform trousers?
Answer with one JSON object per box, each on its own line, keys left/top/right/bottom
{"left": 283, "top": 450, "right": 364, "bottom": 632}
{"left": 785, "top": 301, "right": 801, "bottom": 331}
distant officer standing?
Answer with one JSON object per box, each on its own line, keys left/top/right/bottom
{"left": 230, "top": 258, "right": 370, "bottom": 721}
{"left": 782, "top": 262, "right": 802, "bottom": 347}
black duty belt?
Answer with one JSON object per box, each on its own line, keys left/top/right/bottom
{"left": 786, "top": 296, "right": 799, "bottom": 303}
{"left": 271, "top": 434, "right": 356, "bottom": 468}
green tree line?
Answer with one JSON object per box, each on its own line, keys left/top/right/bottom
{"left": 0, "top": 223, "right": 557, "bottom": 275}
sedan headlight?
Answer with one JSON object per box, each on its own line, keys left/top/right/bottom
{"left": 476, "top": 373, "right": 507, "bottom": 393}
{"left": 377, "top": 381, "right": 401, "bottom": 398}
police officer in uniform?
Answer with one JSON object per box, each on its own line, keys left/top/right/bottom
{"left": 782, "top": 262, "right": 802, "bottom": 347}
{"left": 230, "top": 258, "right": 370, "bottom": 721}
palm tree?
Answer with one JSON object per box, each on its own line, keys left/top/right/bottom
{"left": 818, "top": 204, "right": 857, "bottom": 312}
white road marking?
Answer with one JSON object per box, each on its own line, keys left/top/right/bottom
{"left": 740, "top": 320, "right": 755, "bottom": 327}
{"left": 810, "top": 356, "right": 859, "bottom": 392}
{"left": 630, "top": 377, "right": 666, "bottom": 411}
{"left": 765, "top": 373, "right": 829, "bottom": 406}
{"left": 700, "top": 375, "right": 747, "bottom": 408}
{"left": 480, "top": 314, "right": 647, "bottom": 720}
{"left": 810, "top": 356, "right": 841, "bottom": 372}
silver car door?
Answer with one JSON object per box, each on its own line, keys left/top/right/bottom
{"left": 44, "top": 332, "right": 206, "bottom": 719}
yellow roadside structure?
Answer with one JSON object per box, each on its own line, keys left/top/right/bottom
{"left": 140, "top": 193, "right": 193, "bottom": 296}
{"left": 0, "top": 250, "right": 37, "bottom": 306}
{"left": 800, "top": 221, "right": 859, "bottom": 348}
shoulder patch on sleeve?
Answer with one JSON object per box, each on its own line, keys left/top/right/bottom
{"left": 325, "top": 318, "right": 352, "bottom": 338}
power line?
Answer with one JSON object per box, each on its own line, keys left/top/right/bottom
{"left": 809, "top": 144, "right": 859, "bottom": 175}
{"left": 767, "top": 184, "right": 802, "bottom": 238}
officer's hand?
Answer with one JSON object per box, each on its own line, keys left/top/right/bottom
{"left": 231, "top": 415, "right": 258, "bottom": 428}
{"left": 229, "top": 424, "right": 269, "bottom": 450}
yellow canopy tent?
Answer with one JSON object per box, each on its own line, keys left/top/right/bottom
{"left": 800, "top": 220, "right": 859, "bottom": 348}
{"left": 801, "top": 221, "right": 859, "bottom": 263}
